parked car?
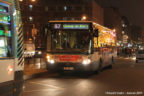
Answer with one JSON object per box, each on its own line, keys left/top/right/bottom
{"left": 24, "top": 43, "right": 35, "bottom": 58}
{"left": 34, "top": 47, "right": 44, "bottom": 58}
{"left": 136, "top": 50, "right": 144, "bottom": 63}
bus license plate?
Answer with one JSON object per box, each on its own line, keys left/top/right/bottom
{"left": 64, "top": 67, "right": 74, "bottom": 70}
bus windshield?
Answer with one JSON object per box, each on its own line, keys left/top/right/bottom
{"left": 51, "top": 30, "right": 91, "bottom": 53}
{"left": 138, "top": 50, "right": 144, "bottom": 54}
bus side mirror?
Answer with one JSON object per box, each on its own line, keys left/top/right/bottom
{"left": 94, "top": 29, "right": 99, "bottom": 37}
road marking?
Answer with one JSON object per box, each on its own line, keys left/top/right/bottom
{"left": 130, "top": 64, "right": 135, "bottom": 68}
{"left": 29, "top": 81, "right": 64, "bottom": 90}
{"left": 24, "top": 88, "right": 61, "bottom": 93}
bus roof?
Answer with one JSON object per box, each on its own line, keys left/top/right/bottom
{"left": 48, "top": 20, "right": 113, "bottom": 30}
{"left": 49, "top": 20, "right": 93, "bottom": 23}
{"left": 48, "top": 20, "right": 115, "bottom": 33}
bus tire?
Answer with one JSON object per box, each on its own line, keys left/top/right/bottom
{"left": 46, "top": 68, "right": 49, "bottom": 71}
{"left": 112, "top": 56, "right": 114, "bottom": 64}
{"left": 108, "top": 64, "right": 112, "bottom": 69}
{"left": 59, "top": 71, "right": 65, "bottom": 75}
{"left": 96, "top": 59, "right": 103, "bottom": 74}
{"left": 136, "top": 60, "right": 138, "bottom": 63}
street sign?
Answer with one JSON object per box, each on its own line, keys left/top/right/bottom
{"left": 123, "top": 35, "right": 128, "bottom": 44}
{"left": 32, "top": 28, "right": 37, "bottom": 37}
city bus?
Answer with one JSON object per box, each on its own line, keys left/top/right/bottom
{"left": 44, "top": 21, "right": 116, "bottom": 73}
{"left": 0, "top": 0, "right": 24, "bottom": 96}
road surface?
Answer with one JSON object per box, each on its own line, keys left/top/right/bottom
{"left": 22, "top": 57, "right": 144, "bottom": 96}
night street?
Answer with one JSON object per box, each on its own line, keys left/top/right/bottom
{"left": 1, "top": 0, "right": 144, "bottom": 96}
{"left": 22, "top": 57, "right": 144, "bottom": 96}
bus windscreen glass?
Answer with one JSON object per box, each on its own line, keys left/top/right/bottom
{"left": 51, "top": 29, "right": 92, "bottom": 54}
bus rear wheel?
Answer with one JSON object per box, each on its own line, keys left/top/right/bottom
{"left": 112, "top": 56, "right": 114, "bottom": 64}
{"left": 136, "top": 59, "right": 138, "bottom": 63}
{"left": 96, "top": 59, "right": 103, "bottom": 74}
{"left": 108, "top": 64, "right": 112, "bottom": 69}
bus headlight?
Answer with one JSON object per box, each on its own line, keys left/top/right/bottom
{"left": 46, "top": 55, "right": 50, "bottom": 59}
{"left": 46, "top": 55, "right": 55, "bottom": 64}
{"left": 82, "top": 59, "right": 91, "bottom": 65}
{"left": 132, "top": 57, "right": 136, "bottom": 60}
{"left": 47, "top": 58, "right": 55, "bottom": 64}
{"left": 50, "top": 59, "right": 55, "bottom": 64}
{"left": 38, "top": 51, "right": 42, "bottom": 55}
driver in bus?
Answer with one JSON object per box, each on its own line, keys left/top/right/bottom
{"left": 80, "top": 34, "right": 89, "bottom": 48}
{"left": 62, "top": 39, "right": 70, "bottom": 49}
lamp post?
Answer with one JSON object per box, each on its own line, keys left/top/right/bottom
{"left": 81, "top": 15, "right": 87, "bottom": 21}
{"left": 19, "top": 0, "right": 37, "bottom": 37}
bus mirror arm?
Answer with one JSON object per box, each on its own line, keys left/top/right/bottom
{"left": 94, "top": 29, "right": 99, "bottom": 37}
{"left": 91, "top": 48, "right": 94, "bottom": 54}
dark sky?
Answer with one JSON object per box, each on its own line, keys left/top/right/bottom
{"left": 97, "top": 0, "right": 144, "bottom": 27}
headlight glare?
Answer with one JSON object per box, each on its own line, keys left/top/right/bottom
{"left": 132, "top": 57, "right": 136, "bottom": 60}
{"left": 82, "top": 59, "right": 91, "bottom": 65}
{"left": 50, "top": 59, "right": 55, "bottom": 64}
{"left": 46, "top": 55, "right": 50, "bottom": 59}
{"left": 38, "top": 51, "right": 42, "bottom": 54}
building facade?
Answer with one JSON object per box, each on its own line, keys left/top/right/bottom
{"left": 43, "top": 0, "right": 104, "bottom": 25}
{"left": 19, "top": 0, "right": 45, "bottom": 40}
{"left": 19, "top": 0, "right": 104, "bottom": 48}
{"left": 104, "top": 7, "right": 122, "bottom": 43}
{"left": 130, "top": 25, "right": 142, "bottom": 45}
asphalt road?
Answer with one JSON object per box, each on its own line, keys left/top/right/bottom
{"left": 22, "top": 57, "right": 144, "bottom": 96}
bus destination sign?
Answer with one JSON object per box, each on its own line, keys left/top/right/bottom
{"left": 53, "top": 24, "right": 89, "bottom": 29}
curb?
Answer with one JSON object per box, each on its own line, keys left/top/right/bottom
{"left": 24, "top": 70, "right": 47, "bottom": 80}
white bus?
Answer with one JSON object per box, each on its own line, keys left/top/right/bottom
{"left": 0, "top": 0, "right": 24, "bottom": 96}
{"left": 44, "top": 21, "right": 116, "bottom": 73}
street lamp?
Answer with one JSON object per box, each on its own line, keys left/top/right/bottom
{"left": 81, "top": 16, "right": 87, "bottom": 21}
{"left": 113, "top": 29, "right": 116, "bottom": 32}
{"left": 19, "top": 0, "right": 36, "bottom": 2}
{"left": 31, "top": 0, "right": 36, "bottom": 2}
{"left": 122, "top": 31, "right": 125, "bottom": 34}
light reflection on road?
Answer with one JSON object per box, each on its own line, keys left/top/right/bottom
{"left": 23, "top": 57, "right": 144, "bottom": 96}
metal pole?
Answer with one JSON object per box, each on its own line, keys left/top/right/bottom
{"left": 97, "top": 37, "right": 98, "bottom": 45}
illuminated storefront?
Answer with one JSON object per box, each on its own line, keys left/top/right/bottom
{"left": 94, "top": 23, "right": 116, "bottom": 48}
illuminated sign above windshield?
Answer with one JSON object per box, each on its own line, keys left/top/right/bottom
{"left": 63, "top": 24, "right": 89, "bottom": 29}
{"left": 53, "top": 24, "right": 89, "bottom": 29}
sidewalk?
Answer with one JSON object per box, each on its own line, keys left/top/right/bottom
{"left": 24, "top": 57, "right": 47, "bottom": 80}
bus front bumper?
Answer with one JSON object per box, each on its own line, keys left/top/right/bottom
{"left": 46, "top": 62, "right": 94, "bottom": 72}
